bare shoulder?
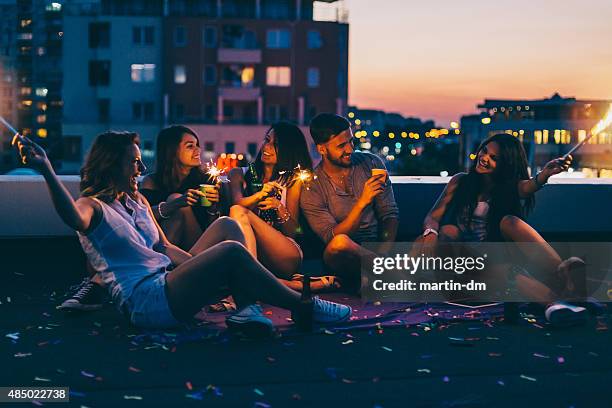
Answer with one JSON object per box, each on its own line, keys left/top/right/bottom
{"left": 448, "top": 172, "right": 467, "bottom": 186}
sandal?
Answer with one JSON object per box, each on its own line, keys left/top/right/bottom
{"left": 281, "top": 274, "right": 342, "bottom": 293}
{"left": 207, "top": 296, "right": 237, "bottom": 313}
{"left": 556, "top": 257, "right": 587, "bottom": 300}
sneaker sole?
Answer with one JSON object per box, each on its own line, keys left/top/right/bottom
{"left": 315, "top": 306, "right": 352, "bottom": 325}
{"left": 58, "top": 301, "right": 103, "bottom": 312}
{"left": 226, "top": 319, "right": 274, "bottom": 338}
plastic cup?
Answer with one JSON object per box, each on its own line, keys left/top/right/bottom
{"left": 371, "top": 168, "right": 387, "bottom": 182}
{"left": 199, "top": 184, "right": 216, "bottom": 207}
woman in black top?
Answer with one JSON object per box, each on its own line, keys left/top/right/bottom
{"left": 140, "top": 125, "right": 220, "bottom": 250}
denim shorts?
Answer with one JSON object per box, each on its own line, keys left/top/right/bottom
{"left": 127, "top": 272, "right": 181, "bottom": 329}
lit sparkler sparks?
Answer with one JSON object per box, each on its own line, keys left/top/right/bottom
{"left": 205, "top": 160, "right": 228, "bottom": 184}
{"left": 565, "top": 103, "right": 612, "bottom": 158}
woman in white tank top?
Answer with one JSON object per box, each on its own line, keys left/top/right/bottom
{"left": 13, "top": 131, "right": 351, "bottom": 334}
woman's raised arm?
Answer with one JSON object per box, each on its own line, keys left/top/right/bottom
{"left": 13, "top": 134, "right": 96, "bottom": 232}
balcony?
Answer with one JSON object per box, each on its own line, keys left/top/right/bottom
{"left": 217, "top": 48, "right": 262, "bottom": 64}
{"left": 218, "top": 86, "right": 261, "bottom": 102}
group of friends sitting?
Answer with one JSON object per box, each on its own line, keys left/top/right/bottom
{"left": 13, "top": 113, "right": 588, "bottom": 336}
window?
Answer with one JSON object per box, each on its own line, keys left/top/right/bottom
{"left": 131, "top": 64, "right": 156, "bottom": 83}
{"left": 203, "top": 65, "right": 216, "bottom": 85}
{"left": 266, "top": 29, "right": 290, "bottom": 48}
{"left": 204, "top": 104, "right": 215, "bottom": 121}
{"left": 89, "top": 22, "right": 110, "bottom": 49}
{"left": 221, "top": 65, "right": 254, "bottom": 88}
{"left": 203, "top": 25, "right": 217, "bottom": 48}
{"left": 89, "top": 60, "right": 111, "bottom": 86}
{"left": 144, "top": 102, "right": 154, "bottom": 120}
{"left": 132, "top": 102, "right": 142, "bottom": 120}
{"left": 174, "top": 65, "right": 186, "bottom": 84}
{"left": 132, "top": 26, "right": 141, "bottom": 44}
{"left": 134, "top": 26, "right": 155, "bottom": 45}
{"left": 307, "top": 67, "right": 319, "bottom": 88}
{"left": 204, "top": 142, "right": 214, "bottom": 152}
{"left": 266, "top": 66, "right": 290, "bottom": 87}
{"left": 225, "top": 142, "right": 235, "bottom": 154}
{"left": 174, "top": 26, "right": 186, "bottom": 46}
{"left": 307, "top": 30, "right": 322, "bottom": 49}
{"left": 144, "top": 26, "right": 154, "bottom": 45}
{"left": 97, "top": 98, "right": 109, "bottom": 122}
{"left": 267, "top": 104, "right": 287, "bottom": 122}
{"left": 222, "top": 25, "right": 256, "bottom": 49}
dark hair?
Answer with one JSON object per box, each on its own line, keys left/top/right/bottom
{"left": 449, "top": 133, "right": 534, "bottom": 241}
{"left": 80, "top": 131, "right": 140, "bottom": 202}
{"left": 153, "top": 125, "right": 206, "bottom": 193}
{"left": 252, "top": 121, "right": 313, "bottom": 184}
{"left": 309, "top": 113, "right": 351, "bottom": 145}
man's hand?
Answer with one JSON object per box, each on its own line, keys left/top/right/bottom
{"left": 358, "top": 174, "right": 385, "bottom": 207}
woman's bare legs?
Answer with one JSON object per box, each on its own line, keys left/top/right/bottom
{"left": 165, "top": 241, "right": 301, "bottom": 321}
{"left": 160, "top": 194, "right": 203, "bottom": 250}
{"left": 228, "top": 205, "right": 257, "bottom": 257}
{"left": 188, "top": 216, "right": 246, "bottom": 255}
{"left": 229, "top": 205, "right": 302, "bottom": 279}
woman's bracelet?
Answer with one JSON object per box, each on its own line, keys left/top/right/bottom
{"left": 158, "top": 201, "right": 170, "bottom": 219}
{"left": 277, "top": 208, "right": 291, "bottom": 224}
{"left": 533, "top": 171, "right": 546, "bottom": 190}
{"left": 206, "top": 208, "right": 221, "bottom": 218}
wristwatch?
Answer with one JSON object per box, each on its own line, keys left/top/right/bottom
{"left": 423, "top": 228, "right": 438, "bottom": 237}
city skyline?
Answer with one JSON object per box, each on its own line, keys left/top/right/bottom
{"left": 347, "top": 0, "right": 612, "bottom": 126}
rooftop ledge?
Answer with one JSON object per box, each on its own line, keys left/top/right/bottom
{"left": 1, "top": 176, "right": 611, "bottom": 238}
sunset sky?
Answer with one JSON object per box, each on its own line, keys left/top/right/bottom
{"left": 346, "top": 0, "right": 612, "bottom": 126}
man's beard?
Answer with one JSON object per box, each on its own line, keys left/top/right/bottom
{"left": 328, "top": 154, "right": 352, "bottom": 168}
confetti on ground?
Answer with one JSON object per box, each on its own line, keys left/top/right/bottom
{"left": 520, "top": 374, "right": 537, "bottom": 382}
{"left": 128, "top": 366, "right": 141, "bottom": 373}
{"left": 185, "top": 381, "right": 193, "bottom": 390}
{"left": 34, "top": 377, "right": 51, "bottom": 382}
{"left": 497, "top": 380, "right": 505, "bottom": 386}
{"left": 254, "top": 402, "right": 271, "bottom": 408}
{"left": 342, "top": 339, "right": 354, "bottom": 345}
{"left": 443, "top": 376, "right": 450, "bottom": 382}
{"left": 123, "top": 395, "right": 143, "bottom": 400}
{"left": 5, "top": 332, "right": 20, "bottom": 340}
{"left": 557, "top": 357, "right": 565, "bottom": 364}
{"left": 14, "top": 352, "right": 32, "bottom": 358}
{"left": 533, "top": 353, "right": 550, "bottom": 359}
{"left": 254, "top": 388, "right": 264, "bottom": 396}
{"left": 80, "top": 371, "right": 95, "bottom": 378}
{"left": 417, "top": 369, "right": 431, "bottom": 374}
{"left": 382, "top": 346, "right": 392, "bottom": 352}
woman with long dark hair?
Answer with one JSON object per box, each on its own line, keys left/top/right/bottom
{"left": 419, "top": 133, "right": 586, "bottom": 323}
{"left": 229, "top": 122, "right": 337, "bottom": 291}
{"left": 140, "top": 125, "right": 220, "bottom": 250}
{"left": 13, "top": 131, "right": 351, "bottom": 334}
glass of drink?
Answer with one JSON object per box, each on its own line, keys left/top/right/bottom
{"left": 371, "top": 168, "right": 388, "bottom": 182}
{"left": 199, "top": 184, "right": 216, "bottom": 207}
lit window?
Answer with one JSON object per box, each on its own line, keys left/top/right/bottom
{"left": 266, "top": 66, "right": 290, "bottom": 87}
{"left": 266, "top": 29, "right": 290, "bottom": 48}
{"left": 20, "top": 87, "right": 32, "bottom": 95}
{"left": 307, "top": 30, "right": 322, "bottom": 49}
{"left": 307, "top": 67, "right": 319, "bottom": 88}
{"left": 35, "top": 88, "right": 48, "bottom": 97}
{"left": 36, "top": 115, "right": 46, "bottom": 124}
{"left": 174, "top": 65, "right": 186, "bottom": 84}
{"left": 131, "top": 64, "right": 156, "bottom": 83}
{"left": 37, "top": 128, "right": 47, "bottom": 138}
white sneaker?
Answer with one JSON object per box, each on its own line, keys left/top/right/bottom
{"left": 545, "top": 302, "right": 587, "bottom": 326}
{"left": 225, "top": 304, "right": 274, "bottom": 337}
{"left": 312, "top": 296, "right": 352, "bottom": 324}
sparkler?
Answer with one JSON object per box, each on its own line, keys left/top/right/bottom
{"left": 0, "top": 115, "right": 18, "bottom": 136}
{"left": 564, "top": 103, "right": 612, "bottom": 158}
{"left": 205, "top": 160, "right": 228, "bottom": 184}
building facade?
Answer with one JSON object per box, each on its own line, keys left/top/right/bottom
{"left": 460, "top": 93, "right": 612, "bottom": 177}
{"left": 60, "top": 0, "right": 348, "bottom": 172}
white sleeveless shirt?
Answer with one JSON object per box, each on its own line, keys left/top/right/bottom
{"left": 77, "top": 195, "right": 171, "bottom": 312}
